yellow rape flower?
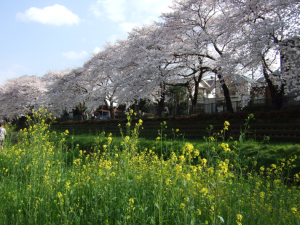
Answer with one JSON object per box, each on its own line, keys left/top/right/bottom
{"left": 57, "top": 192, "right": 63, "bottom": 198}
{"left": 237, "top": 214, "right": 243, "bottom": 221}
{"left": 165, "top": 178, "right": 171, "bottom": 185}
{"left": 186, "top": 173, "right": 191, "bottom": 181}
{"left": 180, "top": 203, "right": 186, "bottom": 210}
{"left": 201, "top": 188, "right": 208, "bottom": 196}
{"left": 197, "top": 209, "right": 201, "bottom": 215}
{"left": 220, "top": 143, "right": 230, "bottom": 152}
{"left": 182, "top": 142, "right": 194, "bottom": 155}
{"left": 179, "top": 155, "right": 185, "bottom": 162}
{"left": 224, "top": 121, "right": 230, "bottom": 130}
{"left": 236, "top": 214, "right": 243, "bottom": 225}
{"left": 129, "top": 198, "right": 134, "bottom": 205}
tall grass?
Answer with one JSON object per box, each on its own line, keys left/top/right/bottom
{"left": 0, "top": 108, "right": 299, "bottom": 224}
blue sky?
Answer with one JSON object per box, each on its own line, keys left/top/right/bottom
{"left": 0, "top": 0, "right": 173, "bottom": 85}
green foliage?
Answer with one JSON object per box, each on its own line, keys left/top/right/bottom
{"left": 0, "top": 110, "right": 299, "bottom": 224}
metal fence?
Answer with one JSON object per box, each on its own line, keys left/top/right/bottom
{"left": 56, "top": 96, "right": 300, "bottom": 121}
{"left": 140, "top": 96, "right": 300, "bottom": 117}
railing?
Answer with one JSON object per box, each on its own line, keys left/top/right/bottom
{"left": 139, "top": 96, "right": 300, "bottom": 117}
{"left": 56, "top": 96, "right": 300, "bottom": 121}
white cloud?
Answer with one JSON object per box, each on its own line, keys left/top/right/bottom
{"left": 89, "top": 4, "right": 102, "bottom": 18}
{"left": 62, "top": 51, "right": 88, "bottom": 60}
{"left": 93, "top": 47, "right": 101, "bottom": 54}
{"left": 90, "top": 0, "right": 173, "bottom": 25}
{"left": 16, "top": 4, "right": 80, "bottom": 26}
{"left": 119, "top": 22, "right": 139, "bottom": 33}
{"left": 89, "top": 0, "right": 174, "bottom": 30}
{"left": 90, "top": 0, "right": 126, "bottom": 22}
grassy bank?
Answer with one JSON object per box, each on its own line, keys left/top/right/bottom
{"left": 63, "top": 129, "right": 300, "bottom": 177}
{"left": 0, "top": 109, "right": 299, "bottom": 224}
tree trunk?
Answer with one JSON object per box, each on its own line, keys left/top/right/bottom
{"left": 262, "top": 64, "right": 277, "bottom": 102}
{"left": 176, "top": 94, "right": 180, "bottom": 106}
{"left": 110, "top": 105, "right": 115, "bottom": 119}
{"left": 157, "top": 98, "right": 165, "bottom": 117}
{"left": 191, "top": 74, "right": 203, "bottom": 114}
{"left": 77, "top": 102, "right": 86, "bottom": 120}
{"left": 133, "top": 99, "right": 138, "bottom": 119}
{"left": 188, "top": 81, "right": 199, "bottom": 114}
{"left": 104, "top": 99, "right": 115, "bottom": 119}
{"left": 218, "top": 74, "right": 233, "bottom": 113}
{"left": 157, "top": 83, "right": 166, "bottom": 117}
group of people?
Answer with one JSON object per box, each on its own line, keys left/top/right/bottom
{"left": 82, "top": 111, "right": 110, "bottom": 120}
{"left": 82, "top": 112, "right": 89, "bottom": 120}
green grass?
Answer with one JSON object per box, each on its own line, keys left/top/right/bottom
{"left": 63, "top": 131, "right": 300, "bottom": 175}
{"left": 0, "top": 111, "right": 300, "bottom": 224}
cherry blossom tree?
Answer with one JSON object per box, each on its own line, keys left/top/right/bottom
{"left": 8, "top": 0, "right": 298, "bottom": 121}
{"left": 82, "top": 41, "right": 130, "bottom": 118}
{"left": 86, "top": 25, "right": 177, "bottom": 116}
{"left": 161, "top": 0, "right": 240, "bottom": 112}
{"left": 116, "top": 25, "right": 176, "bottom": 116}
{"left": 44, "top": 68, "right": 91, "bottom": 117}
{"left": 224, "top": 0, "right": 300, "bottom": 101}
{"left": 0, "top": 75, "right": 48, "bottom": 120}
{"left": 46, "top": 66, "right": 113, "bottom": 119}
{"left": 116, "top": 23, "right": 213, "bottom": 114}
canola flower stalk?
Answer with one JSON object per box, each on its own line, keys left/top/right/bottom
{"left": 0, "top": 110, "right": 299, "bottom": 224}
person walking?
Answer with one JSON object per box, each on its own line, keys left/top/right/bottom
{"left": 0, "top": 123, "right": 7, "bottom": 151}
